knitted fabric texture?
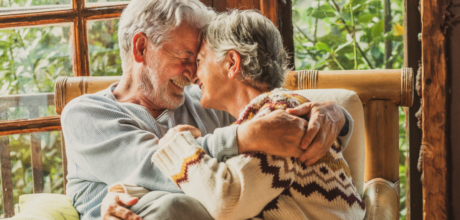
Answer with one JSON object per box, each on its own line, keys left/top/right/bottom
{"left": 152, "top": 89, "right": 365, "bottom": 220}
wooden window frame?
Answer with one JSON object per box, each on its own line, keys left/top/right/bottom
{"left": 0, "top": 1, "right": 128, "bottom": 216}
{"left": 0, "top": 0, "right": 128, "bottom": 136}
{"left": 0, "top": 0, "right": 282, "bottom": 136}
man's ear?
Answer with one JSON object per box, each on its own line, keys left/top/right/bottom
{"left": 226, "top": 50, "right": 241, "bottom": 79}
{"left": 132, "top": 32, "right": 149, "bottom": 63}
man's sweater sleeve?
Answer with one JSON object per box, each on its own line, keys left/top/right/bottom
{"left": 195, "top": 124, "right": 239, "bottom": 161}
{"left": 61, "top": 96, "right": 172, "bottom": 189}
{"left": 187, "top": 85, "right": 239, "bottom": 161}
{"left": 152, "top": 132, "right": 295, "bottom": 220}
{"left": 339, "top": 108, "right": 353, "bottom": 149}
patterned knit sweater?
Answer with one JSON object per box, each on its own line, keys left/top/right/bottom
{"left": 150, "top": 89, "right": 365, "bottom": 220}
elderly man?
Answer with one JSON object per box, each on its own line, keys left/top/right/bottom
{"left": 60, "top": 0, "right": 352, "bottom": 219}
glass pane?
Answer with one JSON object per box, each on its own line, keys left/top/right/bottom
{"left": 0, "top": 131, "right": 64, "bottom": 216}
{"left": 293, "top": 0, "right": 406, "bottom": 219}
{"left": 87, "top": 19, "right": 122, "bottom": 76}
{"left": 0, "top": 24, "right": 73, "bottom": 122}
{"left": 85, "top": 0, "right": 128, "bottom": 8}
{"left": 0, "top": 24, "right": 74, "bottom": 95}
{"left": 293, "top": 0, "right": 404, "bottom": 70}
{"left": 0, "top": 0, "right": 71, "bottom": 15}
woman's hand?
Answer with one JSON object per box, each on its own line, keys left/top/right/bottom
{"left": 159, "top": 125, "right": 202, "bottom": 147}
{"left": 237, "top": 110, "right": 307, "bottom": 158}
{"left": 287, "top": 100, "right": 346, "bottom": 165}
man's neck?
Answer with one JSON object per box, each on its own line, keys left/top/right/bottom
{"left": 112, "top": 71, "right": 166, "bottom": 118}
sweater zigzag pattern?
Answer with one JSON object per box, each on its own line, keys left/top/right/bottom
{"left": 153, "top": 89, "right": 366, "bottom": 220}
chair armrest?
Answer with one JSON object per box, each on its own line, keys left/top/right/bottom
{"left": 363, "top": 178, "right": 400, "bottom": 220}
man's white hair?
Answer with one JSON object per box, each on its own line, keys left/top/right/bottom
{"left": 118, "top": 0, "right": 216, "bottom": 73}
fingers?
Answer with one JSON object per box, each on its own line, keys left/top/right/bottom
{"left": 300, "top": 113, "right": 320, "bottom": 150}
{"left": 101, "top": 193, "right": 142, "bottom": 220}
{"left": 286, "top": 102, "right": 313, "bottom": 117}
{"left": 106, "top": 205, "right": 141, "bottom": 220}
{"left": 118, "top": 193, "right": 139, "bottom": 207}
{"left": 104, "top": 217, "right": 121, "bottom": 220}
{"left": 300, "top": 128, "right": 326, "bottom": 162}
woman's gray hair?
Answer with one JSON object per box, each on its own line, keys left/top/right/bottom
{"left": 202, "top": 10, "right": 290, "bottom": 90}
{"left": 118, "top": 0, "right": 215, "bottom": 72}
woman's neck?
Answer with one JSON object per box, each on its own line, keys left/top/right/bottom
{"left": 223, "top": 83, "right": 265, "bottom": 119}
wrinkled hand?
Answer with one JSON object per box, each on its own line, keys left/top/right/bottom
{"left": 286, "top": 100, "right": 345, "bottom": 165}
{"left": 237, "top": 109, "right": 308, "bottom": 158}
{"left": 159, "top": 125, "right": 201, "bottom": 146}
{"left": 101, "top": 192, "right": 142, "bottom": 220}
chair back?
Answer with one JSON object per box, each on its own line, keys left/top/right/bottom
{"left": 55, "top": 68, "right": 413, "bottom": 220}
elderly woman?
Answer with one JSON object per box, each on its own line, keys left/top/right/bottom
{"left": 112, "top": 10, "right": 365, "bottom": 220}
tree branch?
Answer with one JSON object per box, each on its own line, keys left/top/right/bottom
{"left": 294, "top": 24, "right": 315, "bottom": 43}
{"left": 327, "top": 0, "right": 375, "bottom": 69}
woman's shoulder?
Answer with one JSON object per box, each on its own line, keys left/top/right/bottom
{"left": 264, "top": 88, "right": 310, "bottom": 105}
{"left": 249, "top": 88, "right": 309, "bottom": 110}
{"left": 235, "top": 89, "right": 310, "bottom": 124}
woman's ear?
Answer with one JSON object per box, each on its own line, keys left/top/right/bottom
{"left": 132, "top": 32, "right": 149, "bottom": 63}
{"left": 226, "top": 50, "right": 241, "bottom": 79}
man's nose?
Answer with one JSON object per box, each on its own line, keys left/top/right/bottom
{"left": 188, "top": 72, "right": 199, "bottom": 85}
{"left": 183, "top": 60, "right": 199, "bottom": 84}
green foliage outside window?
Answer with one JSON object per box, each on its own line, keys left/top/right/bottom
{"left": 0, "top": 13, "right": 120, "bottom": 219}
{"left": 293, "top": 0, "right": 407, "bottom": 219}
{"left": 87, "top": 19, "right": 122, "bottom": 76}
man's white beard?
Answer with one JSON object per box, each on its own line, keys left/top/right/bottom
{"left": 138, "top": 58, "right": 188, "bottom": 110}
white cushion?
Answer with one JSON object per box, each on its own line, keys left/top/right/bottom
{"left": 293, "top": 89, "right": 365, "bottom": 195}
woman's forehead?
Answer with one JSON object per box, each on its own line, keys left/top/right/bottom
{"left": 198, "top": 42, "right": 210, "bottom": 58}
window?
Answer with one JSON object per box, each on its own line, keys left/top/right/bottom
{"left": 0, "top": 0, "right": 126, "bottom": 216}
{"left": 292, "top": 0, "right": 407, "bottom": 219}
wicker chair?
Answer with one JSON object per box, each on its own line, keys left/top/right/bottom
{"left": 50, "top": 68, "right": 412, "bottom": 220}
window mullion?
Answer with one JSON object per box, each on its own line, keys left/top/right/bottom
{"left": 72, "top": 0, "right": 90, "bottom": 76}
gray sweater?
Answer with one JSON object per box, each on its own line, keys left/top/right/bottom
{"left": 61, "top": 85, "right": 238, "bottom": 219}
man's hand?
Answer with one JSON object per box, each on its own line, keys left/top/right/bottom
{"left": 237, "top": 109, "right": 307, "bottom": 158}
{"left": 159, "top": 125, "right": 201, "bottom": 147}
{"left": 287, "top": 100, "right": 345, "bottom": 165}
{"left": 101, "top": 192, "right": 142, "bottom": 220}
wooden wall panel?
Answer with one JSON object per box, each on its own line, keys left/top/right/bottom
{"left": 404, "top": 0, "right": 423, "bottom": 217}
{"left": 446, "top": 2, "right": 460, "bottom": 219}
{"left": 421, "top": 0, "right": 448, "bottom": 217}
{"left": 279, "top": 0, "right": 295, "bottom": 69}
{"left": 259, "top": 0, "right": 278, "bottom": 26}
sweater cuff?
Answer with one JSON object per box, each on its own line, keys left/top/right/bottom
{"left": 339, "top": 110, "right": 349, "bottom": 136}
{"left": 152, "top": 131, "right": 206, "bottom": 184}
{"left": 337, "top": 108, "right": 353, "bottom": 150}
{"left": 196, "top": 124, "right": 239, "bottom": 161}
{"left": 107, "top": 183, "right": 150, "bottom": 199}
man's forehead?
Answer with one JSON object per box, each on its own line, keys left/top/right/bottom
{"left": 178, "top": 49, "right": 195, "bottom": 56}
{"left": 164, "top": 43, "right": 197, "bottom": 56}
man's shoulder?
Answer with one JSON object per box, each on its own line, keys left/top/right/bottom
{"left": 61, "top": 88, "right": 120, "bottom": 119}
